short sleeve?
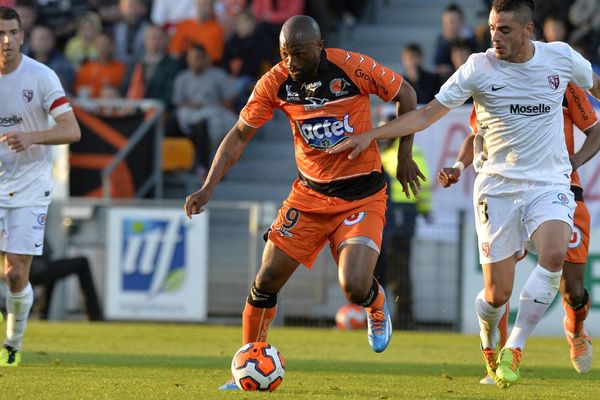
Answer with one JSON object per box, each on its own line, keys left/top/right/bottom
{"left": 41, "top": 67, "right": 70, "bottom": 118}
{"left": 435, "top": 53, "right": 478, "bottom": 109}
{"left": 569, "top": 45, "right": 593, "bottom": 90}
{"left": 239, "top": 71, "right": 277, "bottom": 128}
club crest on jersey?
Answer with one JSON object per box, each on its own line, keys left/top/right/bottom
{"left": 547, "top": 74, "right": 560, "bottom": 90}
{"left": 22, "top": 89, "right": 33, "bottom": 103}
{"left": 295, "top": 114, "right": 354, "bottom": 150}
{"left": 569, "top": 226, "right": 582, "bottom": 249}
{"left": 481, "top": 242, "right": 490, "bottom": 257}
{"left": 286, "top": 84, "right": 300, "bottom": 101}
{"left": 344, "top": 212, "right": 366, "bottom": 226}
{"left": 329, "top": 78, "right": 350, "bottom": 96}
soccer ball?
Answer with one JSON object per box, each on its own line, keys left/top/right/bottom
{"left": 231, "top": 342, "right": 285, "bottom": 391}
{"left": 335, "top": 303, "right": 367, "bottom": 330}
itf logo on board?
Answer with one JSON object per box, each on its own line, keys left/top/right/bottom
{"left": 120, "top": 217, "right": 186, "bottom": 297}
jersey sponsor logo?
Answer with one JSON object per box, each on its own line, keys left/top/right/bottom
{"left": 569, "top": 226, "right": 582, "bottom": 249}
{"left": 37, "top": 213, "right": 47, "bottom": 225}
{"left": 303, "top": 81, "right": 322, "bottom": 93}
{"left": 343, "top": 212, "right": 366, "bottom": 226}
{"left": 491, "top": 84, "right": 507, "bottom": 91}
{"left": 22, "top": 89, "right": 33, "bottom": 103}
{"left": 296, "top": 114, "right": 354, "bottom": 150}
{"left": 548, "top": 74, "right": 560, "bottom": 90}
{"left": 329, "top": 78, "right": 350, "bottom": 96}
{"left": 509, "top": 103, "right": 551, "bottom": 116}
{"left": 354, "top": 69, "right": 389, "bottom": 96}
{"left": 286, "top": 84, "right": 300, "bottom": 101}
{"left": 0, "top": 115, "right": 24, "bottom": 127}
{"left": 553, "top": 192, "right": 570, "bottom": 206}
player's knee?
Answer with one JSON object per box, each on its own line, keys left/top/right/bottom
{"left": 4, "top": 265, "right": 27, "bottom": 286}
{"left": 485, "top": 289, "right": 510, "bottom": 308}
{"left": 539, "top": 248, "right": 567, "bottom": 269}
{"left": 254, "top": 268, "right": 283, "bottom": 293}
{"left": 247, "top": 282, "right": 278, "bottom": 309}
{"left": 340, "top": 280, "right": 370, "bottom": 304}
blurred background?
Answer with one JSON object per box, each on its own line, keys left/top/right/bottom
{"left": 1, "top": 0, "right": 599, "bottom": 337}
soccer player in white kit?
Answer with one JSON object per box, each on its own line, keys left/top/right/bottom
{"left": 328, "top": 0, "right": 600, "bottom": 388}
{"left": 0, "top": 6, "right": 80, "bottom": 366}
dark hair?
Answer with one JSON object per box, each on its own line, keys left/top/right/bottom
{"left": 449, "top": 39, "right": 475, "bottom": 53}
{"left": 0, "top": 6, "right": 22, "bottom": 30}
{"left": 404, "top": 43, "right": 423, "bottom": 56}
{"left": 492, "top": 0, "right": 534, "bottom": 24}
{"left": 445, "top": 3, "right": 465, "bottom": 17}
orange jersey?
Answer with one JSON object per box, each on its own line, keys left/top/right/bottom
{"left": 240, "top": 48, "right": 403, "bottom": 186}
{"left": 169, "top": 18, "right": 225, "bottom": 62}
{"left": 563, "top": 82, "right": 599, "bottom": 188}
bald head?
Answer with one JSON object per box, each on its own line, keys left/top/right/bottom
{"left": 279, "top": 15, "right": 321, "bottom": 49}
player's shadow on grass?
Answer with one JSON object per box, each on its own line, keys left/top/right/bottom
{"left": 24, "top": 352, "right": 600, "bottom": 382}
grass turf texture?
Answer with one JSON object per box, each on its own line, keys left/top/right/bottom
{"left": 1, "top": 322, "right": 598, "bottom": 399}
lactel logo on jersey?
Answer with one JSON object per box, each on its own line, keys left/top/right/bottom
{"left": 509, "top": 104, "right": 551, "bottom": 116}
{"left": 120, "top": 218, "right": 186, "bottom": 297}
{"left": 296, "top": 114, "right": 354, "bottom": 150}
{"left": 0, "top": 115, "right": 23, "bottom": 127}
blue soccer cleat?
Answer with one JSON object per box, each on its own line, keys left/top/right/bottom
{"left": 366, "top": 285, "right": 392, "bottom": 353}
{"left": 218, "top": 377, "right": 239, "bottom": 390}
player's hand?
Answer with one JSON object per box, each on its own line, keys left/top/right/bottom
{"left": 396, "top": 155, "right": 426, "bottom": 198}
{"left": 326, "top": 131, "right": 375, "bottom": 159}
{"left": 437, "top": 167, "right": 461, "bottom": 188}
{"left": 184, "top": 188, "right": 212, "bottom": 219}
{"left": 0, "top": 131, "right": 34, "bottom": 152}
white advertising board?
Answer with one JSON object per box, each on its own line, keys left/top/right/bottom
{"left": 106, "top": 207, "right": 208, "bottom": 321}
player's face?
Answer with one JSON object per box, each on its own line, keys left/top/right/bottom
{"left": 279, "top": 40, "right": 322, "bottom": 82}
{"left": 488, "top": 9, "right": 533, "bottom": 62}
{"left": 0, "top": 18, "right": 24, "bottom": 64}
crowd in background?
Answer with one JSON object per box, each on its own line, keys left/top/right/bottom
{"left": 1, "top": 0, "right": 599, "bottom": 180}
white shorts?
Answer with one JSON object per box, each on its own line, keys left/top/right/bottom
{"left": 474, "top": 174, "right": 575, "bottom": 264}
{"left": 0, "top": 206, "right": 48, "bottom": 256}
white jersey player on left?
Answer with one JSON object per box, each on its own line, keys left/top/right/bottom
{"left": 0, "top": 6, "right": 80, "bottom": 366}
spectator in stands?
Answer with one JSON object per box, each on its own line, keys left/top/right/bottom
{"left": 169, "top": 0, "right": 225, "bottom": 64}
{"left": 112, "top": 0, "right": 150, "bottom": 63}
{"left": 87, "top": 0, "right": 121, "bottom": 30}
{"left": 171, "top": 43, "right": 239, "bottom": 180}
{"left": 214, "top": 0, "right": 246, "bottom": 34}
{"left": 13, "top": 0, "right": 36, "bottom": 55}
{"left": 434, "top": 3, "right": 477, "bottom": 81}
{"left": 326, "top": 0, "right": 366, "bottom": 29}
{"left": 151, "top": 0, "right": 197, "bottom": 30}
{"left": 571, "top": 37, "right": 600, "bottom": 108}
{"left": 33, "top": 0, "right": 92, "bottom": 49}
{"left": 449, "top": 39, "right": 474, "bottom": 71}
{"left": 251, "top": 0, "right": 305, "bottom": 55}
{"left": 534, "top": 0, "right": 575, "bottom": 41}
{"left": 28, "top": 24, "right": 75, "bottom": 94}
{"left": 73, "top": 32, "right": 126, "bottom": 100}
{"left": 120, "top": 24, "right": 182, "bottom": 110}
{"left": 401, "top": 43, "right": 440, "bottom": 104}
{"left": 222, "top": 10, "right": 273, "bottom": 111}
{"left": 568, "top": 0, "right": 600, "bottom": 62}
{"left": 64, "top": 11, "right": 102, "bottom": 70}
{"left": 542, "top": 14, "right": 569, "bottom": 43}
{"left": 29, "top": 241, "right": 103, "bottom": 321}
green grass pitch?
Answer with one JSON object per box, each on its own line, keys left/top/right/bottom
{"left": 1, "top": 322, "right": 598, "bottom": 399}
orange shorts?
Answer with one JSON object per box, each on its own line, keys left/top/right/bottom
{"left": 565, "top": 199, "right": 590, "bottom": 264}
{"left": 266, "top": 180, "right": 387, "bottom": 268}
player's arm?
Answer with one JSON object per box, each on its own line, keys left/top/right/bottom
{"left": 328, "top": 99, "right": 451, "bottom": 159}
{"left": 0, "top": 110, "right": 80, "bottom": 152}
{"left": 572, "top": 122, "right": 600, "bottom": 170}
{"left": 393, "top": 80, "right": 425, "bottom": 198}
{"left": 589, "top": 72, "right": 600, "bottom": 101}
{"left": 438, "top": 133, "right": 475, "bottom": 188}
{"left": 184, "top": 120, "right": 257, "bottom": 218}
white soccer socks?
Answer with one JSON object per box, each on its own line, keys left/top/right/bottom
{"left": 506, "top": 265, "right": 561, "bottom": 350}
{"left": 475, "top": 289, "right": 506, "bottom": 349}
{"left": 5, "top": 283, "right": 34, "bottom": 351}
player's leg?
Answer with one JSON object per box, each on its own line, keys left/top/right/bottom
{"left": 561, "top": 261, "right": 592, "bottom": 373}
{"left": 0, "top": 252, "right": 33, "bottom": 367}
{"left": 480, "top": 302, "right": 509, "bottom": 384}
{"left": 478, "top": 256, "right": 515, "bottom": 384}
{"left": 0, "top": 207, "right": 45, "bottom": 367}
{"left": 337, "top": 242, "right": 391, "bottom": 352}
{"left": 498, "top": 219, "right": 570, "bottom": 385}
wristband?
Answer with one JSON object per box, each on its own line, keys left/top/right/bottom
{"left": 452, "top": 161, "right": 465, "bottom": 172}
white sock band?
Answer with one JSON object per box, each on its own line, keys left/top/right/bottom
{"left": 5, "top": 283, "right": 34, "bottom": 351}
